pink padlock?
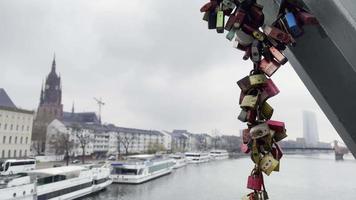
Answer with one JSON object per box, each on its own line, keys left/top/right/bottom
{"left": 241, "top": 143, "right": 250, "bottom": 154}
{"left": 247, "top": 171, "right": 263, "bottom": 191}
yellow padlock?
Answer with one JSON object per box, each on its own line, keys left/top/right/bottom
{"left": 240, "top": 95, "right": 258, "bottom": 109}
{"left": 252, "top": 30, "right": 265, "bottom": 41}
{"left": 260, "top": 154, "right": 279, "bottom": 176}
{"left": 261, "top": 101, "right": 274, "bottom": 120}
{"left": 249, "top": 74, "right": 267, "bottom": 86}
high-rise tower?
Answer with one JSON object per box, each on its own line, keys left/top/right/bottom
{"left": 302, "top": 110, "right": 320, "bottom": 147}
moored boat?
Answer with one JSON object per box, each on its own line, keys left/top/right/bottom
{"left": 209, "top": 149, "right": 229, "bottom": 160}
{"left": 169, "top": 153, "right": 187, "bottom": 169}
{"left": 185, "top": 152, "right": 210, "bottom": 164}
{"left": 0, "top": 174, "right": 35, "bottom": 200}
{"left": 110, "top": 154, "right": 175, "bottom": 184}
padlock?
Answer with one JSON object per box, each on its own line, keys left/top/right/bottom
{"left": 260, "top": 79, "right": 280, "bottom": 103}
{"left": 284, "top": 12, "right": 303, "bottom": 37}
{"left": 238, "top": 109, "right": 257, "bottom": 123}
{"left": 296, "top": 11, "right": 318, "bottom": 25}
{"left": 250, "top": 123, "right": 270, "bottom": 139}
{"left": 267, "top": 120, "right": 287, "bottom": 142}
{"left": 260, "top": 154, "right": 279, "bottom": 175}
{"left": 241, "top": 143, "right": 250, "bottom": 153}
{"left": 203, "top": 11, "right": 210, "bottom": 22}
{"left": 249, "top": 4, "right": 265, "bottom": 27}
{"left": 240, "top": 95, "right": 259, "bottom": 109}
{"left": 251, "top": 139, "right": 261, "bottom": 164}
{"left": 234, "top": 9, "right": 246, "bottom": 29}
{"left": 247, "top": 171, "right": 263, "bottom": 191}
{"left": 249, "top": 73, "right": 267, "bottom": 86}
{"left": 263, "top": 25, "right": 292, "bottom": 44}
{"left": 216, "top": 6, "right": 225, "bottom": 33}
{"left": 237, "top": 76, "right": 252, "bottom": 93}
{"left": 225, "top": 13, "right": 237, "bottom": 31}
{"left": 271, "top": 142, "right": 283, "bottom": 160}
{"left": 250, "top": 40, "right": 261, "bottom": 63}
{"left": 200, "top": 2, "right": 216, "bottom": 12}
{"left": 241, "top": 193, "right": 254, "bottom": 200}
{"left": 259, "top": 132, "right": 274, "bottom": 153}
{"left": 252, "top": 30, "right": 265, "bottom": 41}
{"left": 242, "top": 128, "right": 251, "bottom": 144}
{"left": 269, "top": 46, "right": 288, "bottom": 65}
{"left": 208, "top": 11, "right": 217, "bottom": 29}
{"left": 226, "top": 28, "right": 237, "bottom": 41}
{"left": 238, "top": 0, "right": 255, "bottom": 10}
{"left": 259, "top": 58, "right": 281, "bottom": 77}
{"left": 262, "top": 190, "right": 269, "bottom": 200}
{"left": 260, "top": 101, "right": 273, "bottom": 120}
{"left": 236, "top": 29, "right": 254, "bottom": 46}
{"left": 241, "top": 23, "right": 255, "bottom": 35}
{"left": 222, "top": 0, "right": 236, "bottom": 10}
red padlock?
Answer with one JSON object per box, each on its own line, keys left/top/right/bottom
{"left": 263, "top": 25, "right": 292, "bottom": 44}
{"left": 247, "top": 171, "right": 263, "bottom": 191}
{"left": 267, "top": 120, "right": 287, "bottom": 142}
{"left": 296, "top": 11, "right": 319, "bottom": 25}
{"left": 200, "top": 2, "right": 217, "bottom": 12}
{"left": 259, "top": 58, "right": 281, "bottom": 77}
{"left": 271, "top": 142, "right": 283, "bottom": 160}
{"left": 269, "top": 46, "right": 288, "bottom": 65}
{"left": 260, "top": 79, "right": 280, "bottom": 102}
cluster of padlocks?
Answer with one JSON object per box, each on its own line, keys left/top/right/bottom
{"left": 200, "top": 0, "right": 319, "bottom": 199}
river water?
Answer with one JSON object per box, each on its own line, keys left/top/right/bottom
{"left": 81, "top": 154, "right": 356, "bottom": 200}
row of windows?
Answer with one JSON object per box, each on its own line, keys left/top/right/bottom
{"left": 0, "top": 114, "right": 31, "bottom": 120}
{"left": 1, "top": 149, "right": 28, "bottom": 158}
{"left": 0, "top": 123, "right": 30, "bottom": 132}
{"left": 37, "top": 182, "right": 92, "bottom": 200}
{"left": 2, "top": 136, "right": 29, "bottom": 144}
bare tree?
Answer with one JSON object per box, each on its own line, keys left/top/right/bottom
{"left": 211, "top": 129, "right": 221, "bottom": 149}
{"left": 72, "top": 124, "right": 90, "bottom": 164}
{"left": 48, "top": 132, "right": 75, "bottom": 166}
{"left": 121, "top": 134, "right": 136, "bottom": 155}
{"left": 31, "top": 140, "right": 44, "bottom": 156}
{"left": 117, "top": 135, "right": 123, "bottom": 158}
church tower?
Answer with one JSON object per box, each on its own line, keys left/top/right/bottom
{"left": 32, "top": 56, "right": 64, "bottom": 153}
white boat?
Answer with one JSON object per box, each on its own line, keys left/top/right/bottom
{"left": 209, "top": 149, "right": 229, "bottom": 160}
{"left": 169, "top": 154, "right": 187, "bottom": 169}
{"left": 32, "top": 165, "right": 111, "bottom": 200}
{"left": 110, "top": 154, "right": 175, "bottom": 184}
{"left": 0, "top": 174, "right": 35, "bottom": 200}
{"left": 185, "top": 152, "right": 210, "bottom": 164}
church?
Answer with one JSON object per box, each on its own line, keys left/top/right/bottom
{"left": 31, "top": 56, "right": 99, "bottom": 154}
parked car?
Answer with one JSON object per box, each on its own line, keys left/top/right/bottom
{"left": 107, "top": 155, "right": 116, "bottom": 161}
{"left": 72, "top": 159, "right": 80, "bottom": 164}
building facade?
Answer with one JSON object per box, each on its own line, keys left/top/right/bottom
{"left": 45, "top": 120, "right": 168, "bottom": 158}
{"left": 0, "top": 88, "right": 34, "bottom": 159}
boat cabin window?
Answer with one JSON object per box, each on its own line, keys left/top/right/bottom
{"left": 186, "top": 154, "right": 200, "bottom": 157}
{"left": 37, "top": 175, "right": 66, "bottom": 185}
{"left": 114, "top": 168, "right": 138, "bottom": 175}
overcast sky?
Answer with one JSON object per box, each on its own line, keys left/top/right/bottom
{"left": 0, "top": 0, "right": 340, "bottom": 142}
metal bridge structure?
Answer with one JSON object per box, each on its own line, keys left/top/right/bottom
{"left": 259, "top": 0, "right": 356, "bottom": 157}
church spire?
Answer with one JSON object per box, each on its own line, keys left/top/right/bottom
{"left": 71, "top": 101, "right": 75, "bottom": 114}
{"left": 51, "top": 53, "right": 56, "bottom": 73}
{"left": 40, "top": 81, "right": 44, "bottom": 105}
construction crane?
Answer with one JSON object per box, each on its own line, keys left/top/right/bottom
{"left": 94, "top": 97, "right": 105, "bottom": 124}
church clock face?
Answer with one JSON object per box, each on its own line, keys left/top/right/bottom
{"left": 45, "top": 84, "right": 49, "bottom": 89}
{"left": 55, "top": 86, "right": 59, "bottom": 90}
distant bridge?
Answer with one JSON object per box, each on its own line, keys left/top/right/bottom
{"left": 282, "top": 147, "right": 334, "bottom": 151}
